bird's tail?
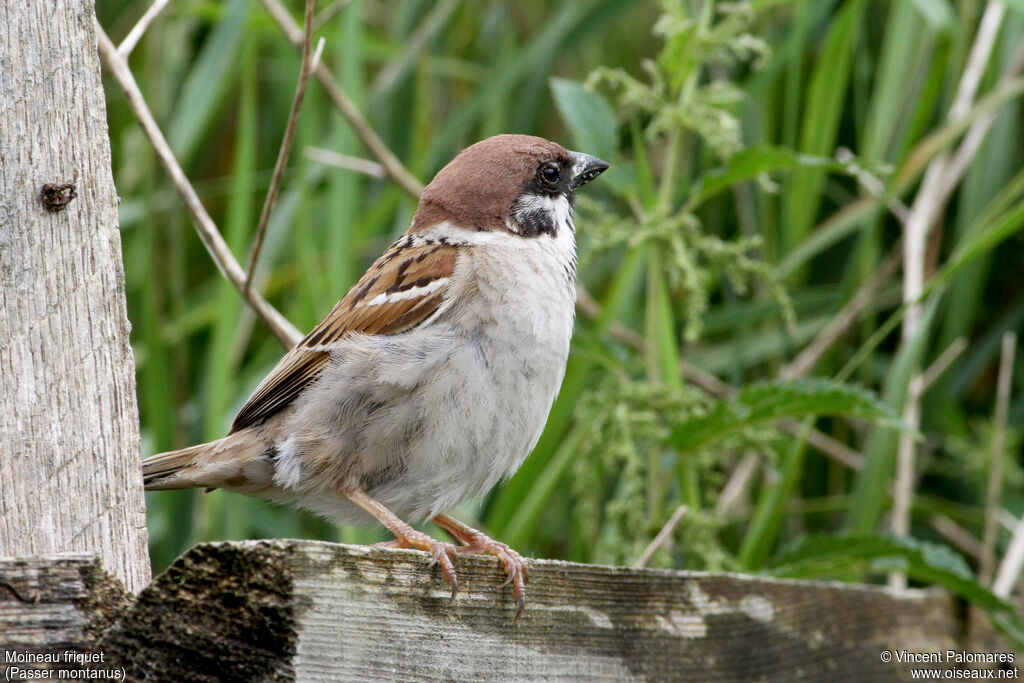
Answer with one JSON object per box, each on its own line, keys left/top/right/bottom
{"left": 142, "top": 443, "right": 212, "bottom": 489}
{"left": 142, "top": 433, "right": 273, "bottom": 493}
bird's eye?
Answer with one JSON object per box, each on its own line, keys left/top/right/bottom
{"left": 539, "top": 162, "right": 560, "bottom": 185}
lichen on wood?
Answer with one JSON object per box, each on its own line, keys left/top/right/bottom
{"left": 0, "top": 543, "right": 1012, "bottom": 681}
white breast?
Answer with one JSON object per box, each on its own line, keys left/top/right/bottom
{"left": 278, "top": 216, "right": 578, "bottom": 524}
{"left": 381, "top": 220, "right": 578, "bottom": 518}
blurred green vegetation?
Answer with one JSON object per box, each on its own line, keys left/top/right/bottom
{"left": 99, "top": 0, "right": 1023, "bottom": 629}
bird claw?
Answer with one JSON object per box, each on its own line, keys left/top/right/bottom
{"left": 390, "top": 530, "right": 460, "bottom": 602}
{"left": 384, "top": 512, "right": 531, "bottom": 616}
{"left": 455, "top": 537, "right": 529, "bottom": 617}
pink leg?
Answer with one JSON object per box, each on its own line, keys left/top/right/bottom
{"left": 432, "top": 513, "right": 530, "bottom": 617}
{"left": 345, "top": 489, "right": 460, "bottom": 602}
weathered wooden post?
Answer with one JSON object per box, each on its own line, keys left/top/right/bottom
{"left": 0, "top": 0, "right": 150, "bottom": 593}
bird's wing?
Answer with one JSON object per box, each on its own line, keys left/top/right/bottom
{"left": 230, "top": 237, "right": 460, "bottom": 433}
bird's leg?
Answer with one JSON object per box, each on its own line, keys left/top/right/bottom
{"left": 431, "top": 513, "right": 529, "bottom": 617}
{"left": 345, "top": 489, "right": 460, "bottom": 602}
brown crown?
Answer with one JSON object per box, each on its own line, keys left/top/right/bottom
{"left": 411, "top": 134, "right": 569, "bottom": 233}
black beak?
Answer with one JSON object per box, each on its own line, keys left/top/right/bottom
{"left": 568, "top": 151, "right": 610, "bottom": 189}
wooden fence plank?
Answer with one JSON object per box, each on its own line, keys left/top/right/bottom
{"left": 2, "top": 543, "right": 1014, "bottom": 681}
{"left": 93, "top": 540, "right": 1011, "bottom": 681}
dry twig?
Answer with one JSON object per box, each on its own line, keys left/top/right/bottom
{"left": 96, "top": 24, "right": 302, "bottom": 348}
{"left": 715, "top": 454, "right": 760, "bottom": 517}
{"left": 891, "top": 1, "right": 1009, "bottom": 589}
{"left": 245, "top": 0, "right": 322, "bottom": 293}
{"left": 259, "top": 0, "right": 425, "bottom": 198}
{"left": 372, "top": 0, "right": 458, "bottom": 95}
{"left": 980, "top": 332, "right": 1016, "bottom": 583}
{"left": 778, "top": 150, "right": 907, "bottom": 379}
{"left": 888, "top": 336, "right": 972, "bottom": 589}
{"left": 313, "top": 0, "right": 355, "bottom": 30}
{"left": 929, "top": 515, "right": 983, "bottom": 560}
{"left": 938, "top": 41, "right": 1024, "bottom": 203}
{"left": 304, "top": 147, "right": 387, "bottom": 179}
{"left": 993, "top": 514, "right": 1024, "bottom": 598}
{"left": 836, "top": 147, "right": 909, "bottom": 223}
{"left": 117, "top": 0, "right": 169, "bottom": 58}
{"left": 633, "top": 506, "right": 689, "bottom": 568}
{"left": 918, "top": 337, "right": 968, "bottom": 393}
{"left": 781, "top": 248, "right": 902, "bottom": 379}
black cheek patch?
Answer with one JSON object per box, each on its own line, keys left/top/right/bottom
{"left": 516, "top": 208, "right": 556, "bottom": 237}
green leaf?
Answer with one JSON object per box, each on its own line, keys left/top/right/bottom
{"left": 934, "top": 194, "right": 1024, "bottom": 293}
{"left": 549, "top": 77, "right": 618, "bottom": 162}
{"left": 846, "top": 296, "right": 940, "bottom": 533}
{"left": 1005, "top": 0, "right": 1024, "bottom": 18}
{"left": 669, "top": 378, "right": 907, "bottom": 452}
{"left": 777, "top": 197, "right": 874, "bottom": 278}
{"left": 780, "top": 0, "right": 867, "bottom": 252}
{"left": 167, "top": 0, "right": 247, "bottom": 164}
{"left": 738, "top": 422, "right": 810, "bottom": 570}
{"left": 767, "top": 535, "right": 1024, "bottom": 648}
{"left": 687, "top": 144, "right": 844, "bottom": 208}
{"left": 425, "top": 1, "right": 627, "bottom": 170}
{"left": 769, "top": 534, "right": 970, "bottom": 580}
{"left": 750, "top": 0, "right": 805, "bottom": 10}
{"left": 905, "top": 0, "right": 955, "bottom": 31}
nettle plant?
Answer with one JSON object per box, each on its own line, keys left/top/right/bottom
{"left": 540, "top": 1, "right": 1024, "bottom": 646}
{"left": 549, "top": 0, "right": 898, "bottom": 569}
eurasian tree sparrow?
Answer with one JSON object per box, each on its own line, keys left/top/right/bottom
{"left": 143, "top": 134, "right": 609, "bottom": 615}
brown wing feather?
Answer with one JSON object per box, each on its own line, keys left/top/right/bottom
{"left": 230, "top": 241, "right": 459, "bottom": 433}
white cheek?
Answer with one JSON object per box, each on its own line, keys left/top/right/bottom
{"left": 552, "top": 196, "right": 574, "bottom": 231}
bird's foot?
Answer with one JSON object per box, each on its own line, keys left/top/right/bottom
{"left": 344, "top": 489, "right": 461, "bottom": 603}
{"left": 455, "top": 536, "right": 529, "bottom": 617}
{"left": 432, "top": 514, "right": 529, "bottom": 618}
{"left": 389, "top": 528, "right": 461, "bottom": 603}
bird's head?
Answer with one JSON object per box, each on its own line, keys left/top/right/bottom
{"left": 411, "top": 134, "right": 609, "bottom": 238}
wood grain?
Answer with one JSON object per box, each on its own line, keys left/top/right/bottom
{"left": 94, "top": 540, "right": 1011, "bottom": 681}
{"left": 0, "top": 554, "right": 130, "bottom": 678}
{"left": 0, "top": 0, "right": 149, "bottom": 591}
